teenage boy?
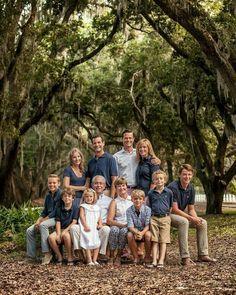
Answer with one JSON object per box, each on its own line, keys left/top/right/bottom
{"left": 168, "top": 164, "right": 216, "bottom": 266}
{"left": 147, "top": 170, "right": 173, "bottom": 268}
{"left": 126, "top": 189, "right": 152, "bottom": 264}
{"left": 86, "top": 134, "right": 118, "bottom": 198}
{"left": 26, "top": 174, "right": 62, "bottom": 265}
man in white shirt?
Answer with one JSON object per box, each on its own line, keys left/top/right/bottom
{"left": 113, "top": 130, "right": 138, "bottom": 195}
{"left": 70, "top": 175, "right": 111, "bottom": 262}
{"left": 93, "top": 175, "right": 112, "bottom": 261}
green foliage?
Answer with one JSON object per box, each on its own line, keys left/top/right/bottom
{"left": 0, "top": 204, "right": 41, "bottom": 249}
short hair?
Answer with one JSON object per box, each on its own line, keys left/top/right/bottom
{"left": 114, "top": 177, "right": 127, "bottom": 187}
{"left": 62, "top": 188, "right": 75, "bottom": 198}
{"left": 68, "top": 148, "right": 85, "bottom": 172}
{"left": 92, "top": 175, "right": 106, "bottom": 184}
{"left": 131, "top": 189, "right": 145, "bottom": 199}
{"left": 136, "top": 138, "right": 157, "bottom": 161}
{"left": 81, "top": 188, "right": 97, "bottom": 204}
{"left": 179, "top": 164, "right": 194, "bottom": 174}
{"left": 152, "top": 170, "right": 168, "bottom": 182}
{"left": 48, "top": 174, "right": 60, "bottom": 182}
{"left": 122, "top": 129, "right": 134, "bottom": 137}
{"left": 92, "top": 134, "right": 104, "bottom": 143}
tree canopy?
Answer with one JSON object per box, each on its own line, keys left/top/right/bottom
{"left": 0, "top": 0, "right": 235, "bottom": 213}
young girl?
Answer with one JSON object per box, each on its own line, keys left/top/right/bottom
{"left": 79, "top": 189, "right": 102, "bottom": 265}
{"left": 48, "top": 188, "right": 78, "bottom": 265}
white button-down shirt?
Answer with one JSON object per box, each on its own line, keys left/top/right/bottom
{"left": 113, "top": 148, "right": 138, "bottom": 187}
{"left": 96, "top": 193, "right": 112, "bottom": 223}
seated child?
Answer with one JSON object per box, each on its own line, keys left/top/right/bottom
{"left": 26, "top": 174, "right": 62, "bottom": 265}
{"left": 79, "top": 189, "right": 102, "bottom": 266}
{"left": 126, "top": 189, "right": 152, "bottom": 264}
{"left": 48, "top": 188, "right": 78, "bottom": 265}
{"left": 147, "top": 170, "right": 173, "bottom": 268}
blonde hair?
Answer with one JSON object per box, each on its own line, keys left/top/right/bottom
{"left": 81, "top": 188, "right": 97, "bottom": 204}
{"left": 69, "top": 148, "right": 84, "bottom": 172}
{"left": 152, "top": 170, "right": 168, "bottom": 182}
{"left": 136, "top": 138, "right": 157, "bottom": 161}
{"left": 48, "top": 174, "right": 60, "bottom": 182}
{"left": 131, "top": 189, "right": 145, "bottom": 199}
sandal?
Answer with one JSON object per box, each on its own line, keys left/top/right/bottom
{"left": 146, "top": 263, "right": 157, "bottom": 268}
{"left": 67, "top": 260, "right": 74, "bottom": 266}
{"left": 157, "top": 264, "right": 164, "bottom": 268}
{"left": 56, "top": 260, "right": 62, "bottom": 265}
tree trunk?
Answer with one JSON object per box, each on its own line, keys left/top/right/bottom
{"left": 0, "top": 139, "right": 21, "bottom": 207}
{"left": 200, "top": 176, "right": 224, "bottom": 214}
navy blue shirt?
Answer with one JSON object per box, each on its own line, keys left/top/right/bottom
{"left": 147, "top": 187, "right": 173, "bottom": 215}
{"left": 167, "top": 180, "right": 195, "bottom": 211}
{"left": 86, "top": 152, "right": 118, "bottom": 188}
{"left": 63, "top": 166, "right": 86, "bottom": 200}
{"left": 41, "top": 189, "right": 62, "bottom": 218}
{"left": 55, "top": 203, "right": 79, "bottom": 229}
{"left": 136, "top": 156, "right": 160, "bottom": 195}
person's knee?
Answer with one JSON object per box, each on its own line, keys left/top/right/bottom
{"left": 199, "top": 218, "right": 207, "bottom": 229}
{"left": 101, "top": 225, "right": 110, "bottom": 236}
{"left": 127, "top": 231, "right": 134, "bottom": 241}
{"left": 144, "top": 231, "right": 152, "bottom": 241}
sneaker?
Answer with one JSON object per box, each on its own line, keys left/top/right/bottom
{"left": 93, "top": 261, "right": 100, "bottom": 266}
{"left": 87, "top": 262, "right": 94, "bottom": 266}
{"left": 41, "top": 253, "right": 53, "bottom": 265}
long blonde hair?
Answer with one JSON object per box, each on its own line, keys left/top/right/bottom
{"left": 69, "top": 148, "right": 85, "bottom": 172}
{"left": 136, "top": 138, "right": 157, "bottom": 161}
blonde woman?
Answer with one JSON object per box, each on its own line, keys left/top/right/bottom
{"left": 63, "top": 148, "right": 88, "bottom": 207}
{"left": 136, "top": 139, "right": 160, "bottom": 196}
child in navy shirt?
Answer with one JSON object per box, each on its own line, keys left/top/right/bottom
{"left": 48, "top": 188, "right": 78, "bottom": 265}
{"left": 147, "top": 170, "right": 173, "bottom": 268}
{"left": 26, "top": 174, "right": 62, "bottom": 265}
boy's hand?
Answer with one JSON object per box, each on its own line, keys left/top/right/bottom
{"left": 56, "top": 234, "right": 61, "bottom": 244}
{"left": 135, "top": 232, "right": 143, "bottom": 240}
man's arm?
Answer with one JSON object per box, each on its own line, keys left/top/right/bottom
{"left": 110, "top": 175, "right": 118, "bottom": 198}
{"left": 172, "top": 202, "right": 203, "bottom": 226}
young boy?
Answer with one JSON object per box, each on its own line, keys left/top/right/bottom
{"left": 147, "top": 170, "right": 173, "bottom": 268}
{"left": 48, "top": 188, "right": 78, "bottom": 265}
{"left": 26, "top": 174, "right": 62, "bottom": 265}
{"left": 126, "top": 189, "right": 152, "bottom": 264}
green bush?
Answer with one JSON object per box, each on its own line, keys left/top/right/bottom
{"left": 0, "top": 203, "right": 41, "bottom": 249}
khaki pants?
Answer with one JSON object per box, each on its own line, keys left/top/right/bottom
{"left": 170, "top": 214, "right": 208, "bottom": 259}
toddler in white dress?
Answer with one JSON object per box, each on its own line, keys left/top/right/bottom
{"left": 79, "top": 188, "right": 102, "bottom": 265}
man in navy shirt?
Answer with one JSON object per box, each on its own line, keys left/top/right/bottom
{"left": 86, "top": 135, "right": 118, "bottom": 198}
{"left": 168, "top": 164, "right": 216, "bottom": 266}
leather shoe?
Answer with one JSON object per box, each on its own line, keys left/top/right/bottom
{"left": 198, "top": 255, "right": 217, "bottom": 263}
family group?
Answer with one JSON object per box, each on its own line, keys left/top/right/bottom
{"left": 26, "top": 130, "right": 216, "bottom": 267}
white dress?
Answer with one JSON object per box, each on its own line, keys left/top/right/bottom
{"left": 79, "top": 203, "right": 101, "bottom": 249}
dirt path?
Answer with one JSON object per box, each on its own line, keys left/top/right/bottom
{"left": 0, "top": 234, "right": 235, "bottom": 295}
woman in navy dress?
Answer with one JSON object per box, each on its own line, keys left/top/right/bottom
{"left": 63, "top": 148, "right": 88, "bottom": 207}
{"left": 136, "top": 139, "right": 160, "bottom": 196}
